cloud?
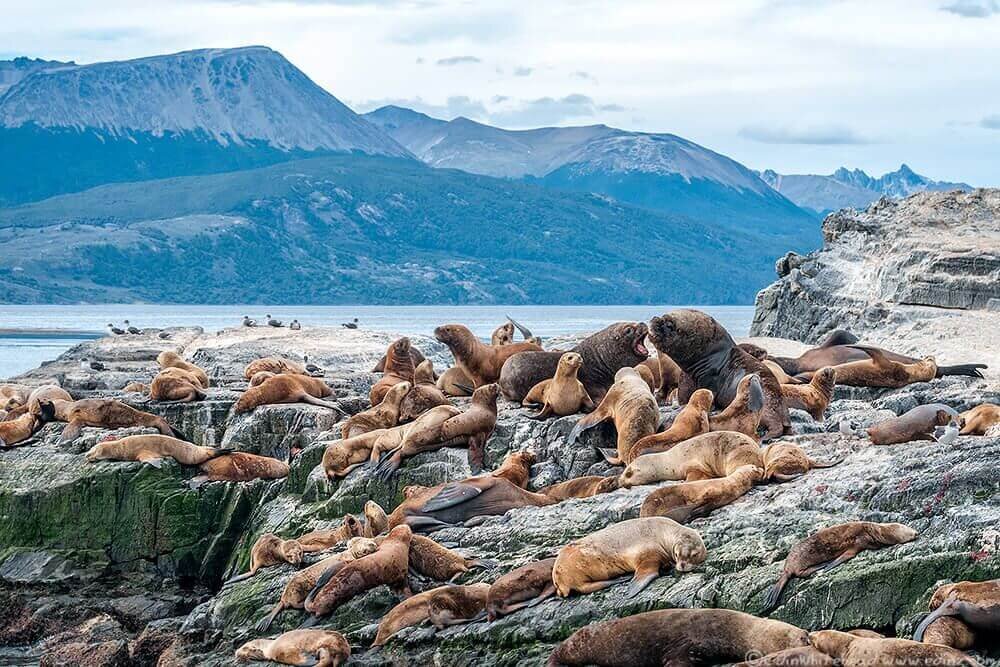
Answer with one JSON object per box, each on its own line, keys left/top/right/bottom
{"left": 941, "top": 0, "right": 999, "bottom": 17}
{"left": 490, "top": 93, "right": 603, "bottom": 126}
{"left": 64, "top": 27, "right": 149, "bottom": 42}
{"left": 980, "top": 115, "right": 1000, "bottom": 129}
{"left": 571, "top": 70, "right": 597, "bottom": 83}
{"left": 435, "top": 55, "right": 481, "bottom": 66}
{"left": 598, "top": 103, "right": 626, "bottom": 112}
{"left": 391, "top": 11, "right": 519, "bottom": 44}
{"left": 513, "top": 66, "right": 532, "bottom": 76}
{"left": 738, "top": 123, "right": 872, "bottom": 145}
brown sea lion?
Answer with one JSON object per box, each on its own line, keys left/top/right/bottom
{"left": 248, "top": 370, "right": 276, "bottom": 387}
{"left": 405, "top": 533, "right": 481, "bottom": 580}
{"left": 370, "top": 337, "right": 417, "bottom": 405}
{"left": 620, "top": 431, "right": 762, "bottom": 487}
{"left": 629, "top": 388, "right": 713, "bottom": 459}
{"left": 781, "top": 367, "right": 835, "bottom": 420}
{"left": 437, "top": 366, "right": 474, "bottom": 397}
{"left": 709, "top": 373, "right": 766, "bottom": 440}
{"left": 373, "top": 583, "right": 490, "bottom": 646}
{"left": 547, "top": 608, "right": 809, "bottom": 667}
{"left": 867, "top": 403, "right": 958, "bottom": 445}
{"left": 731, "top": 646, "right": 836, "bottom": 666}
{"left": 500, "top": 322, "right": 649, "bottom": 403}
{"left": 191, "top": 452, "right": 289, "bottom": 485}
{"left": 761, "top": 442, "right": 842, "bottom": 482}
{"left": 5, "top": 384, "right": 73, "bottom": 419}
{"left": 227, "top": 533, "right": 304, "bottom": 584}
{"left": 914, "top": 579, "right": 1000, "bottom": 648}
{"left": 522, "top": 352, "right": 594, "bottom": 419}
{"left": 0, "top": 383, "right": 31, "bottom": 410}
{"left": 304, "top": 524, "right": 413, "bottom": 619}
{"left": 959, "top": 403, "right": 1000, "bottom": 435}
{"left": 809, "top": 629, "right": 980, "bottom": 667}
{"left": 639, "top": 464, "right": 763, "bottom": 522}
{"left": 341, "top": 381, "right": 410, "bottom": 439}
{"left": 553, "top": 517, "right": 706, "bottom": 597}
{"left": 491, "top": 321, "right": 515, "bottom": 346}
{"left": 371, "top": 404, "right": 464, "bottom": 478}
{"left": 490, "top": 450, "right": 536, "bottom": 489}
{"left": 638, "top": 354, "right": 682, "bottom": 402}
{"left": 295, "top": 515, "right": 366, "bottom": 554}
{"left": 156, "top": 350, "right": 209, "bottom": 388}
{"left": 634, "top": 363, "right": 656, "bottom": 392}
{"left": 538, "top": 475, "right": 619, "bottom": 501}
{"left": 765, "top": 360, "right": 803, "bottom": 385}
{"left": 371, "top": 344, "right": 428, "bottom": 374}
{"left": 763, "top": 521, "right": 918, "bottom": 612}
{"left": 398, "top": 360, "right": 452, "bottom": 422}
{"left": 812, "top": 346, "right": 937, "bottom": 388}
{"left": 84, "top": 434, "right": 227, "bottom": 467}
{"left": 322, "top": 429, "right": 388, "bottom": 478}
{"left": 235, "top": 629, "right": 350, "bottom": 667}
{"left": 648, "top": 310, "right": 790, "bottom": 439}
{"left": 243, "top": 357, "right": 307, "bottom": 380}
{"left": 150, "top": 368, "right": 207, "bottom": 403}
{"left": 233, "top": 374, "right": 343, "bottom": 415}
{"left": 364, "top": 500, "right": 389, "bottom": 538}
{"left": 0, "top": 410, "right": 49, "bottom": 448}
{"left": 568, "top": 367, "right": 658, "bottom": 466}
{"left": 57, "top": 400, "right": 182, "bottom": 443}
{"left": 122, "top": 381, "right": 149, "bottom": 394}
{"left": 435, "top": 323, "right": 542, "bottom": 388}
{"left": 486, "top": 558, "right": 557, "bottom": 621}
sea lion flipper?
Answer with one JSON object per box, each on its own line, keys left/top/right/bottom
{"left": 848, "top": 345, "right": 889, "bottom": 366}
{"left": 138, "top": 454, "right": 164, "bottom": 468}
{"left": 912, "top": 594, "right": 960, "bottom": 641}
{"left": 762, "top": 573, "right": 790, "bottom": 613}
{"left": 597, "top": 448, "right": 622, "bottom": 465}
{"left": 59, "top": 420, "right": 83, "bottom": 444}
{"left": 747, "top": 375, "right": 765, "bottom": 412}
{"left": 253, "top": 602, "right": 284, "bottom": 633}
{"left": 810, "top": 457, "right": 845, "bottom": 469}
{"left": 304, "top": 561, "right": 346, "bottom": 606}
{"left": 421, "top": 482, "right": 483, "bottom": 512}
{"left": 526, "top": 405, "right": 553, "bottom": 420}
{"left": 935, "top": 363, "right": 987, "bottom": 379}
{"left": 505, "top": 315, "right": 534, "bottom": 341}
{"left": 300, "top": 395, "right": 347, "bottom": 416}
{"left": 403, "top": 516, "right": 454, "bottom": 533}
{"left": 625, "top": 571, "right": 659, "bottom": 597}
{"left": 567, "top": 412, "right": 604, "bottom": 444}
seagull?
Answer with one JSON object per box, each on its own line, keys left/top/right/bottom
{"left": 303, "top": 354, "right": 323, "bottom": 375}
{"left": 158, "top": 331, "right": 171, "bottom": 340}
{"left": 341, "top": 318, "right": 359, "bottom": 329}
{"left": 289, "top": 319, "right": 301, "bottom": 330}
{"left": 89, "top": 361, "right": 106, "bottom": 371}
{"left": 839, "top": 420, "right": 859, "bottom": 437}
{"left": 266, "top": 314, "right": 283, "bottom": 328}
{"left": 124, "top": 320, "right": 141, "bottom": 335}
{"left": 243, "top": 315, "right": 256, "bottom": 327}
{"left": 933, "top": 418, "right": 960, "bottom": 446}
{"left": 107, "top": 323, "right": 125, "bottom": 336}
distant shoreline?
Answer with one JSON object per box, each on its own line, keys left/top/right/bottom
{"left": 0, "top": 328, "right": 103, "bottom": 338}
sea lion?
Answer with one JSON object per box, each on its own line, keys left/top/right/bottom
{"left": 760, "top": 442, "right": 842, "bottom": 482}
{"left": 959, "top": 403, "right": 1000, "bottom": 435}
{"left": 491, "top": 321, "right": 515, "bottom": 346}
{"left": 781, "top": 367, "right": 835, "bottom": 420}
{"left": 249, "top": 370, "right": 276, "bottom": 387}
{"left": 486, "top": 558, "right": 557, "bottom": 620}
{"left": 806, "top": 345, "right": 937, "bottom": 388}
{"left": 639, "top": 464, "right": 763, "bottom": 522}
{"left": 553, "top": 517, "right": 706, "bottom": 597}
{"left": 809, "top": 629, "right": 980, "bottom": 667}
{"left": 634, "top": 364, "right": 656, "bottom": 392}
{"left": 244, "top": 357, "right": 307, "bottom": 380}
{"left": 620, "top": 431, "right": 762, "bottom": 487}
{"left": 322, "top": 429, "right": 388, "bottom": 478}
{"left": 227, "top": 533, "right": 304, "bottom": 583}
{"left": 547, "top": 608, "right": 809, "bottom": 667}
{"left": 156, "top": 350, "right": 209, "bottom": 388}
{"left": 371, "top": 404, "right": 465, "bottom": 478}
{"left": 295, "top": 515, "right": 366, "bottom": 554}
{"left": 764, "top": 360, "right": 803, "bottom": 385}
{"left": 538, "top": 475, "right": 620, "bottom": 501}
{"left": 235, "top": 629, "right": 350, "bottom": 667}
{"left": 522, "top": 352, "right": 594, "bottom": 419}
{"left": 435, "top": 323, "right": 543, "bottom": 388}
{"left": 84, "top": 434, "right": 227, "bottom": 467}
{"left": 637, "top": 354, "right": 682, "bottom": 402}
{"left": 709, "top": 372, "right": 766, "bottom": 440}
{"left": 732, "top": 646, "right": 836, "bottom": 667}
{"left": 866, "top": 403, "right": 958, "bottom": 445}
{"left": 150, "top": 368, "right": 207, "bottom": 402}
{"left": 364, "top": 500, "right": 389, "bottom": 538}
{"left": 489, "top": 450, "right": 536, "bottom": 489}
{"left": 500, "top": 322, "right": 649, "bottom": 403}
{"left": 437, "top": 366, "right": 474, "bottom": 397}
{"left": 763, "top": 521, "right": 918, "bottom": 612}
{"left": 370, "top": 337, "right": 417, "bottom": 405}
{"left": 373, "top": 583, "right": 491, "bottom": 646}
{"left": 191, "top": 452, "right": 289, "bottom": 485}
{"left": 60, "top": 400, "right": 183, "bottom": 443}
{"left": 914, "top": 579, "right": 1000, "bottom": 648}
{"left": 233, "top": 374, "right": 343, "bottom": 415}
{"left": 647, "top": 310, "right": 790, "bottom": 439}
{"left": 0, "top": 410, "right": 49, "bottom": 448}
{"left": 403, "top": 533, "right": 481, "bottom": 580}
{"left": 4, "top": 384, "right": 73, "bottom": 419}
{"left": 340, "top": 382, "right": 410, "bottom": 439}
{"left": 372, "top": 344, "right": 428, "bottom": 374}
{"left": 628, "top": 388, "right": 713, "bottom": 459}
{"left": 0, "top": 383, "right": 31, "bottom": 410}
{"left": 398, "top": 360, "right": 452, "bottom": 422}
{"left": 122, "top": 382, "right": 149, "bottom": 394}
{"left": 304, "top": 525, "right": 413, "bottom": 619}
{"left": 568, "top": 367, "right": 658, "bottom": 465}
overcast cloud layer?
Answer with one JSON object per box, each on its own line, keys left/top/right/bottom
{"left": 2, "top": 0, "right": 998, "bottom": 185}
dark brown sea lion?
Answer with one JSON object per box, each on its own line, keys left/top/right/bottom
{"left": 372, "top": 344, "right": 428, "bottom": 374}
{"left": 398, "top": 360, "right": 452, "bottom": 422}
{"left": 914, "top": 579, "right": 1000, "bottom": 648}
{"left": 233, "top": 374, "right": 343, "bottom": 415}
{"left": 340, "top": 382, "right": 410, "bottom": 439}
{"left": 244, "top": 357, "right": 307, "bottom": 380}
{"left": 373, "top": 583, "right": 491, "bottom": 646}
{"left": 435, "top": 324, "right": 542, "bottom": 388}
{"left": 191, "top": 452, "right": 289, "bottom": 485}
{"left": 60, "top": 401, "right": 183, "bottom": 443}
{"left": 959, "top": 403, "right": 1000, "bottom": 435}
{"left": 235, "top": 629, "right": 351, "bottom": 666}
{"left": 867, "top": 403, "right": 958, "bottom": 445}
{"left": 150, "top": 368, "right": 207, "bottom": 402}
{"left": 809, "top": 629, "right": 980, "bottom": 667}
{"left": 553, "top": 517, "right": 706, "bottom": 597}
{"left": 156, "top": 350, "right": 209, "bottom": 387}
{"left": 763, "top": 521, "right": 918, "bottom": 612}
{"left": 781, "top": 367, "right": 835, "bottom": 420}
{"left": 760, "top": 442, "right": 842, "bottom": 482}
{"left": 630, "top": 388, "right": 713, "bottom": 459}
{"left": 637, "top": 354, "right": 682, "bottom": 402}
{"left": 522, "top": 352, "right": 594, "bottom": 418}
{"left": 227, "top": 533, "right": 304, "bottom": 584}
{"left": 547, "top": 608, "right": 809, "bottom": 667}
{"left": 647, "top": 309, "right": 790, "bottom": 439}
{"left": 370, "top": 337, "right": 416, "bottom": 405}
{"left": 486, "top": 558, "right": 557, "bottom": 620}
{"left": 538, "top": 475, "right": 619, "bottom": 501}
{"left": 568, "top": 367, "right": 658, "bottom": 465}
{"left": 489, "top": 450, "right": 536, "bottom": 489}
{"left": 405, "top": 533, "right": 481, "bottom": 580}
{"left": 620, "top": 431, "right": 762, "bottom": 487}
{"left": 639, "top": 464, "right": 762, "bottom": 522}
{"left": 810, "top": 346, "right": 937, "bottom": 388}
{"left": 499, "top": 322, "right": 649, "bottom": 403}
{"left": 84, "top": 434, "right": 226, "bottom": 466}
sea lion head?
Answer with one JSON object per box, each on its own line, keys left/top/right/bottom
{"left": 34, "top": 399, "right": 57, "bottom": 423}
{"left": 342, "top": 513, "right": 365, "bottom": 538}
{"left": 557, "top": 352, "right": 584, "bottom": 373}
{"left": 505, "top": 450, "right": 537, "bottom": 469}
{"left": 762, "top": 442, "right": 811, "bottom": 481}
{"left": 472, "top": 383, "right": 500, "bottom": 408}
{"left": 347, "top": 537, "right": 379, "bottom": 558}
{"left": 671, "top": 529, "right": 708, "bottom": 572}
{"left": 434, "top": 324, "right": 474, "bottom": 354}
{"left": 386, "top": 523, "right": 414, "bottom": 544}
{"left": 391, "top": 336, "right": 411, "bottom": 356}
{"left": 364, "top": 500, "right": 389, "bottom": 536}
{"left": 808, "top": 630, "right": 854, "bottom": 659}
{"left": 385, "top": 381, "right": 412, "bottom": 404}
{"left": 413, "top": 360, "right": 435, "bottom": 384}
{"left": 84, "top": 440, "right": 115, "bottom": 463}
{"left": 877, "top": 522, "right": 918, "bottom": 544}
{"left": 690, "top": 388, "right": 715, "bottom": 411}
{"left": 648, "top": 310, "right": 731, "bottom": 366}
{"left": 613, "top": 366, "right": 643, "bottom": 383}
{"left": 618, "top": 455, "right": 658, "bottom": 488}
{"left": 603, "top": 322, "right": 649, "bottom": 360}
{"left": 934, "top": 409, "right": 952, "bottom": 426}
{"left": 281, "top": 539, "right": 304, "bottom": 566}
{"left": 814, "top": 366, "right": 837, "bottom": 388}
{"left": 249, "top": 371, "right": 275, "bottom": 387}
{"left": 235, "top": 639, "right": 270, "bottom": 661}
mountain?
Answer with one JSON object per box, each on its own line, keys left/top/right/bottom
{"left": 0, "top": 47, "right": 409, "bottom": 205}
{"left": 364, "top": 106, "right": 818, "bottom": 236}
{"left": 0, "top": 154, "right": 814, "bottom": 305}
{"left": 0, "top": 57, "right": 71, "bottom": 96}
{"left": 759, "top": 165, "right": 973, "bottom": 215}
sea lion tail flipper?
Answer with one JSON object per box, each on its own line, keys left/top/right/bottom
{"left": 224, "top": 571, "right": 253, "bottom": 585}
{"left": 505, "top": 314, "right": 534, "bottom": 341}
{"left": 763, "top": 573, "right": 790, "bottom": 613}
{"left": 747, "top": 375, "right": 765, "bottom": 412}
{"left": 567, "top": 413, "right": 603, "bottom": 445}
{"left": 935, "top": 363, "right": 987, "bottom": 379}
{"left": 526, "top": 405, "right": 553, "bottom": 420}
{"left": 304, "top": 562, "right": 344, "bottom": 606}
{"left": 403, "top": 516, "right": 454, "bottom": 533}
{"left": 453, "top": 382, "right": 475, "bottom": 395}
{"left": 253, "top": 603, "right": 284, "bottom": 633}
{"left": 59, "top": 420, "right": 83, "bottom": 444}
{"left": 597, "top": 448, "right": 622, "bottom": 465}
{"left": 625, "top": 572, "right": 659, "bottom": 597}
{"left": 820, "top": 330, "right": 859, "bottom": 347}
{"left": 300, "top": 395, "right": 347, "bottom": 416}
{"left": 912, "top": 595, "right": 960, "bottom": 641}
{"left": 848, "top": 345, "right": 889, "bottom": 365}
{"left": 421, "top": 482, "right": 482, "bottom": 512}
{"left": 168, "top": 425, "right": 189, "bottom": 441}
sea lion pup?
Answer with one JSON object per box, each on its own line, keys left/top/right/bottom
{"left": 122, "top": 381, "right": 149, "bottom": 394}
{"left": 60, "top": 399, "right": 183, "bottom": 443}
{"left": 810, "top": 345, "right": 937, "bottom": 388}
{"left": 760, "top": 442, "right": 842, "bottom": 482}
{"left": 227, "top": 533, "right": 305, "bottom": 584}
{"left": 243, "top": 356, "right": 307, "bottom": 380}
{"left": 191, "top": 452, "right": 290, "bottom": 486}
{"left": 156, "top": 350, "right": 209, "bottom": 388}
{"left": 809, "top": 630, "right": 980, "bottom": 667}
{"left": 435, "top": 323, "right": 543, "bottom": 388}
{"left": 372, "top": 344, "right": 428, "bottom": 374}
{"left": 634, "top": 363, "right": 656, "bottom": 392}
{"left": 235, "top": 629, "right": 350, "bottom": 667}
{"left": 0, "top": 409, "right": 50, "bottom": 447}
{"left": 373, "top": 583, "right": 491, "bottom": 646}
{"left": 763, "top": 521, "right": 918, "bottom": 612}
{"left": 386, "top": 533, "right": 482, "bottom": 580}
{"left": 538, "top": 475, "right": 620, "bottom": 501}
{"left": 486, "top": 558, "right": 557, "bottom": 620}
{"left": 500, "top": 321, "right": 649, "bottom": 403}
{"left": 522, "top": 352, "right": 594, "bottom": 419}
{"left": 303, "top": 524, "right": 413, "bottom": 619}
{"left": 548, "top": 608, "right": 809, "bottom": 667}
{"left": 150, "top": 368, "right": 207, "bottom": 402}
{"left": 84, "top": 434, "right": 227, "bottom": 467}
{"left": 629, "top": 388, "right": 713, "bottom": 459}
{"left": 294, "top": 514, "right": 366, "bottom": 554}
{"left": 620, "top": 431, "right": 762, "bottom": 487}
{"left": 639, "top": 464, "right": 763, "bottom": 522}
{"left": 491, "top": 320, "right": 515, "bottom": 346}
{"left": 731, "top": 645, "right": 836, "bottom": 667}
{"left": 233, "top": 374, "right": 343, "bottom": 415}
{"left": 568, "top": 367, "right": 658, "bottom": 466}
{"left": 370, "top": 337, "right": 417, "bottom": 405}
{"left": 364, "top": 500, "right": 389, "bottom": 538}
{"left": 437, "top": 366, "right": 474, "bottom": 397}
{"left": 490, "top": 450, "right": 536, "bottom": 489}
{"left": 866, "top": 403, "right": 958, "bottom": 445}
{"left": 637, "top": 354, "right": 682, "bottom": 402}
{"left": 709, "top": 373, "right": 766, "bottom": 440}
{"left": 959, "top": 403, "right": 1000, "bottom": 435}
{"left": 5, "top": 384, "right": 74, "bottom": 419}
{"left": 323, "top": 429, "right": 391, "bottom": 478}
{"left": 553, "top": 517, "right": 707, "bottom": 597}
{"left": 648, "top": 309, "right": 790, "bottom": 439}
{"left": 340, "top": 381, "right": 410, "bottom": 439}
{"left": 781, "top": 367, "right": 835, "bottom": 420}
{"left": 398, "top": 360, "right": 452, "bottom": 422}
{"left": 914, "top": 579, "right": 1000, "bottom": 647}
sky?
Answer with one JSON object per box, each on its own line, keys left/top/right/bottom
{"left": 2, "top": 0, "right": 999, "bottom": 185}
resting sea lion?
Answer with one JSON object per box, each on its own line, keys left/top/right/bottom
{"left": 765, "top": 360, "right": 803, "bottom": 385}
{"left": 235, "top": 629, "right": 350, "bottom": 667}
{"left": 437, "top": 366, "right": 474, "bottom": 397}
{"left": 372, "top": 344, "right": 428, "bottom": 374}
{"left": 811, "top": 346, "right": 937, "bottom": 388}
{"left": 867, "top": 403, "right": 958, "bottom": 445}
{"left": 373, "top": 583, "right": 491, "bottom": 646}
{"left": 323, "top": 429, "right": 388, "bottom": 478}
{"left": 522, "top": 352, "right": 594, "bottom": 419}
{"left": 763, "top": 521, "right": 917, "bottom": 612}
{"left": 500, "top": 322, "right": 648, "bottom": 403}
{"left": 620, "top": 431, "right": 762, "bottom": 487}
{"left": 781, "top": 367, "right": 835, "bottom": 420}
{"left": 435, "top": 323, "right": 542, "bottom": 388}
{"left": 914, "top": 579, "right": 1000, "bottom": 648}
{"left": 490, "top": 450, "right": 536, "bottom": 489}
{"left": 191, "top": 452, "right": 289, "bottom": 486}
{"left": 372, "top": 404, "right": 465, "bottom": 478}
{"left": 58, "top": 400, "right": 183, "bottom": 443}
{"left": 538, "top": 475, "right": 619, "bottom": 501}
{"left": 809, "top": 629, "right": 980, "bottom": 667}
{"left": 227, "top": 533, "right": 304, "bottom": 583}
{"left": 84, "top": 434, "right": 227, "bottom": 467}
{"left": 156, "top": 350, "right": 209, "bottom": 387}
{"left": 629, "top": 388, "right": 713, "bottom": 459}
{"left": 486, "top": 558, "right": 557, "bottom": 620}
{"left": 491, "top": 321, "right": 515, "bottom": 346}
{"left": 761, "top": 442, "right": 842, "bottom": 482}
{"left": 568, "top": 367, "right": 658, "bottom": 465}
{"left": 244, "top": 357, "right": 307, "bottom": 380}
{"left": 5, "top": 384, "right": 73, "bottom": 419}
{"left": 398, "top": 360, "right": 451, "bottom": 422}
{"left": 370, "top": 337, "right": 416, "bottom": 405}
{"left": 150, "top": 368, "right": 207, "bottom": 402}
{"left": 648, "top": 310, "right": 790, "bottom": 439}
{"left": 547, "top": 608, "right": 809, "bottom": 667}
{"left": 295, "top": 515, "right": 366, "bottom": 554}
{"left": 122, "top": 382, "right": 149, "bottom": 394}
{"left": 0, "top": 410, "right": 49, "bottom": 448}
{"left": 639, "top": 464, "right": 762, "bottom": 522}
{"left": 553, "top": 517, "right": 706, "bottom": 597}
{"left": 0, "top": 383, "right": 31, "bottom": 410}
{"left": 233, "top": 374, "right": 343, "bottom": 415}
{"left": 959, "top": 403, "right": 1000, "bottom": 435}
{"left": 732, "top": 646, "right": 836, "bottom": 666}
{"left": 341, "top": 382, "right": 410, "bottom": 439}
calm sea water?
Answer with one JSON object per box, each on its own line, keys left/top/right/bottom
{"left": 0, "top": 304, "right": 755, "bottom": 380}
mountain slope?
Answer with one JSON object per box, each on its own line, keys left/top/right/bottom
{"left": 0, "top": 57, "right": 71, "bottom": 96}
